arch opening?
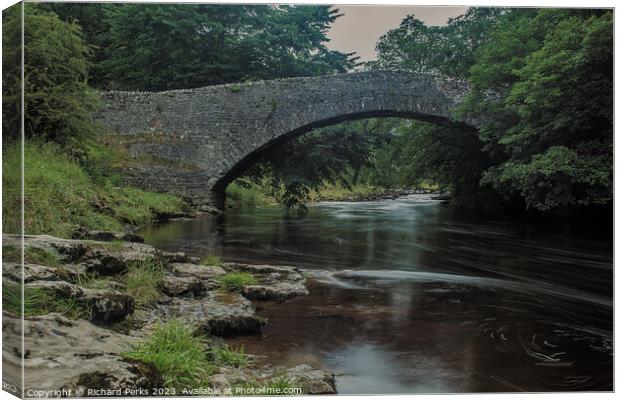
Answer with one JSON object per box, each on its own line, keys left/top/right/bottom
{"left": 212, "top": 109, "right": 476, "bottom": 194}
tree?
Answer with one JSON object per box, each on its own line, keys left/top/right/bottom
{"left": 2, "top": 4, "right": 99, "bottom": 147}
{"left": 462, "top": 10, "right": 613, "bottom": 211}
{"left": 245, "top": 119, "right": 394, "bottom": 215}
{"left": 368, "top": 8, "right": 504, "bottom": 78}
{"left": 76, "top": 4, "right": 357, "bottom": 91}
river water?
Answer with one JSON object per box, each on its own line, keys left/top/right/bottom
{"left": 140, "top": 195, "right": 613, "bottom": 393}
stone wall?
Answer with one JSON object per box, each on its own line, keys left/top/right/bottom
{"left": 95, "top": 71, "right": 474, "bottom": 209}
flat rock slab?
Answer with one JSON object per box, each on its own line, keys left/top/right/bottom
{"left": 2, "top": 313, "right": 161, "bottom": 395}
{"left": 223, "top": 262, "right": 309, "bottom": 301}
{"left": 161, "top": 274, "right": 205, "bottom": 296}
{"left": 211, "top": 364, "right": 336, "bottom": 395}
{"left": 169, "top": 262, "right": 226, "bottom": 280}
{"left": 142, "top": 291, "right": 265, "bottom": 337}
{"left": 25, "top": 280, "right": 134, "bottom": 323}
{"left": 3, "top": 234, "right": 159, "bottom": 275}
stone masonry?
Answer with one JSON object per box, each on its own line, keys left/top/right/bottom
{"left": 95, "top": 71, "right": 475, "bottom": 209}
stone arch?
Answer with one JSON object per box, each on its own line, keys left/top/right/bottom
{"left": 96, "top": 71, "right": 475, "bottom": 210}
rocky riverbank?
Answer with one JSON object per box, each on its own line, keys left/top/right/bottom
{"left": 2, "top": 233, "right": 335, "bottom": 396}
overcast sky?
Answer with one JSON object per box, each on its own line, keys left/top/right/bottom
{"left": 326, "top": 6, "right": 468, "bottom": 62}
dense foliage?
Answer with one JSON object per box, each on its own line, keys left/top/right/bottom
{"left": 2, "top": 5, "right": 98, "bottom": 147}
{"left": 45, "top": 3, "right": 358, "bottom": 91}
{"left": 462, "top": 10, "right": 613, "bottom": 211}
{"left": 3, "top": 3, "right": 612, "bottom": 219}
{"left": 369, "top": 8, "right": 613, "bottom": 213}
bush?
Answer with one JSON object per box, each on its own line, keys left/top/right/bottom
{"left": 124, "top": 320, "right": 213, "bottom": 390}
{"left": 3, "top": 5, "right": 99, "bottom": 146}
{"left": 218, "top": 272, "right": 257, "bottom": 292}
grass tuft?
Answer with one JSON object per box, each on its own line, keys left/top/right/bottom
{"left": 2, "top": 283, "right": 90, "bottom": 319}
{"left": 265, "top": 376, "right": 297, "bottom": 392}
{"left": 124, "top": 320, "right": 213, "bottom": 390}
{"left": 200, "top": 255, "right": 223, "bottom": 267}
{"left": 124, "top": 258, "right": 164, "bottom": 308}
{"left": 74, "top": 272, "right": 111, "bottom": 290}
{"left": 218, "top": 272, "right": 257, "bottom": 292}
{"left": 2, "top": 245, "right": 61, "bottom": 267}
{"left": 210, "top": 344, "right": 249, "bottom": 368}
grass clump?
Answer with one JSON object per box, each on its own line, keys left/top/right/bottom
{"left": 200, "top": 255, "right": 223, "bottom": 267}
{"left": 2, "top": 245, "right": 60, "bottom": 267}
{"left": 124, "top": 258, "right": 164, "bottom": 308}
{"left": 218, "top": 272, "right": 257, "bottom": 292}
{"left": 98, "top": 186, "right": 186, "bottom": 226}
{"left": 74, "top": 272, "right": 110, "bottom": 290}
{"left": 210, "top": 344, "right": 249, "bottom": 368}
{"left": 265, "top": 376, "right": 298, "bottom": 393}
{"left": 2, "top": 283, "right": 90, "bottom": 319}
{"left": 124, "top": 320, "right": 213, "bottom": 390}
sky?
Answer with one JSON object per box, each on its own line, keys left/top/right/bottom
{"left": 326, "top": 6, "right": 468, "bottom": 62}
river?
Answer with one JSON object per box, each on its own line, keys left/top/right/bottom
{"left": 140, "top": 194, "right": 613, "bottom": 393}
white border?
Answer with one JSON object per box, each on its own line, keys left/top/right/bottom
{"left": 0, "top": 2, "right": 616, "bottom": 400}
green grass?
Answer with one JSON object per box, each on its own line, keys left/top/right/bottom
{"left": 95, "top": 239, "right": 126, "bottom": 251}
{"left": 74, "top": 272, "right": 111, "bottom": 290}
{"left": 265, "top": 376, "right": 298, "bottom": 393}
{"left": 225, "top": 179, "right": 274, "bottom": 208}
{"left": 200, "top": 255, "right": 223, "bottom": 267}
{"left": 2, "top": 141, "right": 187, "bottom": 238}
{"left": 124, "top": 258, "right": 164, "bottom": 308}
{"left": 218, "top": 272, "right": 257, "bottom": 292}
{"left": 210, "top": 344, "right": 249, "bottom": 368}
{"left": 2, "top": 283, "right": 90, "bottom": 319}
{"left": 124, "top": 320, "right": 213, "bottom": 390}
{"left": 2, "top": 245, "right": 60, "bottom": 267}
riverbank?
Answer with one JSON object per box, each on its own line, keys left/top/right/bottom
{"left": 2, "top": 233, "right": 336, "bottom": 396}
{"left": 225, "top": 178, "right": 442, "bottom": 208}
{"left": 2, "top": 141, "right": 192, "bottom": 238}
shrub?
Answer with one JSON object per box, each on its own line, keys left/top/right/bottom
{"left": 124, "top": 320, "right": 213, "bottom": 390}
{"left": 218, "top": 272, "right": 257, "bottom": 292}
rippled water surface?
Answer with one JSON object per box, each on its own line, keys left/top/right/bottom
{"left": 141, "top": 195, "right": 613, "bottom": 393}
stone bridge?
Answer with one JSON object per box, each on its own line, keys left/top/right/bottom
{"left": 96, "top": 71, "right": 475, "bottom": 210}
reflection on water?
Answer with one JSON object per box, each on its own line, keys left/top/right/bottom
{"left": 141, "top": 195, "right": 613, "bottom": 393}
